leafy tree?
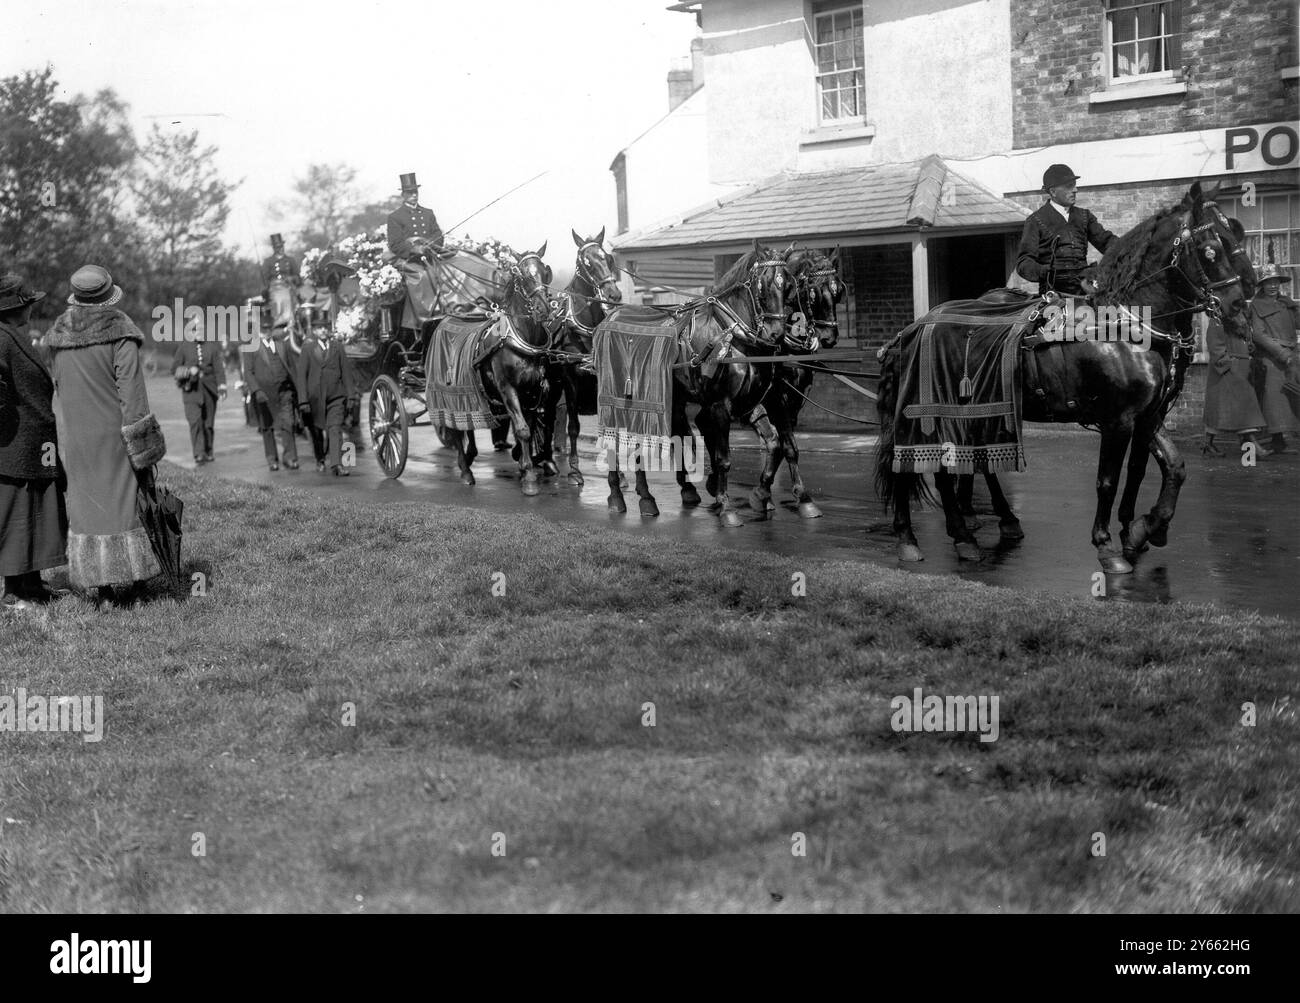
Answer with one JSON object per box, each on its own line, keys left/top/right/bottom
{"left": 274, "top": 162, "right": 366, "bottom": 249}
{"left": 131, "top": 125, "right": 241, "bottom": 307}
{"left": 0, "top": 68, "right": 138, "bottom": 318}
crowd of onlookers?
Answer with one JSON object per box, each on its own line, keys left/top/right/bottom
{"left": 1202, "top": 263, "right": 1300, "bottom": 457}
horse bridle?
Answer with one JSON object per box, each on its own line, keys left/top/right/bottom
{"left": 1132, "top": 203, "right": 1243, "bottom": 322}
{"left": 710, "top": 254, "right": 788, "bottom": 344}
{"left": 787, "top": 261, "right": 840, "bottom": 351}
{"left": 508, "top": 252, "right": 552, "bottom": 320}
{"left": 575, "top": 241, "right": 621, "bottom": 301}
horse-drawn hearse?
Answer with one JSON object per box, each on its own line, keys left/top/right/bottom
{"left": 276, "top": 182, "right": 1255, "bottom": 579}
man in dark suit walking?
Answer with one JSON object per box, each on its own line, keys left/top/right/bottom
{"left": 1016, "top": 164, "right": 1117, "bottom": 297}
{"left": 387, "top": 172, "right": 445, "bottom": 328}
{"left": 173, "top": 324, "right": 228, "bottom": 464}
{"left": 295, "top": 322, "right": 357, "bottom": 475}
{"left": 240, "top": 323, "right": 300, "bottom": 471}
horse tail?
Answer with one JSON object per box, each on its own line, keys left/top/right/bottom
{"left": 873, "top": 337, "right": 933, "bottom": 513}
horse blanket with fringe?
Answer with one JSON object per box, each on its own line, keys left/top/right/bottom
{"left": 425, "top": 313, "right": 505, "bottom": 431}
{"left": 594, "top": 306, "right": 678, "bottom": 453}
{"left": 890, "top": 291, "right": 1042, "bottom": 475}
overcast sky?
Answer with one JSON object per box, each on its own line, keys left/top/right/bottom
{"left": 6, "top": 0, "right": 698, "bottom": 260}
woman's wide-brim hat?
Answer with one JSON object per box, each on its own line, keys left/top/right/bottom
{"left": 67, "top": 264, "right": 123, "bottom": 307}
{"left": 1257, "top": 262, "right": 1292, "bottom": 283}
{"left": 0, "top": 273, "right": 47, "bottom": 312}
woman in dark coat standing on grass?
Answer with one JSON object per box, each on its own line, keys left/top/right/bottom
{"left": 45, "top": 265, "right": 166, "bottom": 603}
{"left": 0, "top": 273, "right": 68, "bottom": 610}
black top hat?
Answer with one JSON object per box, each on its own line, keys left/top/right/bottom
{"left": 1042, "top": 164, "right": 1080, "bottom": 190}
{"left": 67, "top": 265, "right": 123, "bottom": 308}
{"left": 399, "top": 172, "right": 420, "bottom": 194}
{"left": 0, "top": 273, "right": 47, "bottom": 313}
{"left": 270, "top": 233, "right": 285, "bottom": 249}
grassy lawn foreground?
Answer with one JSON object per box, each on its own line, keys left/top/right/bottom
{"left": 1, "top": 462, "right": 1297, "bottom": 912}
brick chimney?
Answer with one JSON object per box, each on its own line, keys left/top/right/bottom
{"left": 668, "top": 36, "right": 705, "bottom": 112}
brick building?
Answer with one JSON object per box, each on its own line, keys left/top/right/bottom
{"left": 611, "top": 0, "right": 1299, "bottom": 430}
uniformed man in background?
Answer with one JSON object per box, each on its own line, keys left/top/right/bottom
{"left": 387, "top": 172, "right": 444, "bottom": 327}
{"left": 262, "top": 233, "right": 300, "bottom": 332}
{"left": 1016, "top": 164, "right": 1117, "bottom": 297}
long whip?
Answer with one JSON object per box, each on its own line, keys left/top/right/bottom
{"left": 443, "top": 171, "right": 549, "bottom": 236}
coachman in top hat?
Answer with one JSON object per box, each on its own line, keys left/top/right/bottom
{"left": 387, "top": 172, "right": 444, "bottom": 328}
{"left": 1016, "top": 164, "right": 1117, "bottom": 297}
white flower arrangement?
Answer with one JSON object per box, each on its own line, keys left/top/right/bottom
{"left": 334, "top": 302, "right": 374, "bottom": 343}
{"left": 300, "top": 247, "right": 327, "bottom": 285}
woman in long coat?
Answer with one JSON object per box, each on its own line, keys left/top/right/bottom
{"left": 0, "top": 273, "right": 68, "bottom": 609}
{"left": 1249, "top": 264, "right": 1300, "bottom": 452}
{"left": 44, "top": 265, "right": 166, "bottom": 600}
{"left": 1201, "top": 313, "right": 1267, "bottom": 456}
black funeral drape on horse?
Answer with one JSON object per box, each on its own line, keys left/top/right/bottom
{"left": 890, "top": 292, "right": 1042, "bottom": 475}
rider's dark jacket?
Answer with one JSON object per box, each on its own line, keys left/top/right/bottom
{"left": 386, "top": 204, "right": 443, "bottom": 260}
{"left": 1016, "top": 201, "right": 1116, "bottom": 295}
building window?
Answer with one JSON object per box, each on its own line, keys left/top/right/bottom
{"left": 1105, "top": 1, "right": 1181, "bottom": 81}
{"left": 1223, "top": 191, "right": 1300, "bottom": 284}
{"left": 813, "top": 5, "right": 864, "bottom": 124}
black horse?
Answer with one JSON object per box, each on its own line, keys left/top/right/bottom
{"left": 745, "top": 245, "right": 844, "bottom": 519}
{"left": 603, "top": 240, "right": 790, "bottom": 527}
{"left": 875, "top": 182, "right": 1255, "bottom": 573}
{"left": 430, "top": 245, "right": 554, "bottom": 495}
{"left": 539, "top": 227, "right": 622, "bottom": 486}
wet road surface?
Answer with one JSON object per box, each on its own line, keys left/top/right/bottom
{"left": 151, "top": 376, "right": 1300, "bottom": 620}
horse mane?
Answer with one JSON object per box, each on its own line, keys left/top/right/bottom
{"left": 1093, "top": 199, "right": 1188, "bottom": 299}
{"left": 711, "top": 248, "right": 760, "bottom": 294}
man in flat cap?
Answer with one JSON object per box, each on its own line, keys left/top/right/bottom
{"left": 262, "top": 233, "right": 300, "bottom": 333}
{"left": 387, "top": 173, "right": 445, "bottom": 328}
{"left": 1016, "top": 164, "right": 1116, "bottom": 297}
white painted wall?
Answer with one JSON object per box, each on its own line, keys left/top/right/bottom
{"left": 699, "top": 0, "right": 1014, "bottom": 179}
{"left": 620, "top": 88, "right": 740, "bottom": 233}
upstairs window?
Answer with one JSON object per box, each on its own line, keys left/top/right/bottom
{"left": 814, "top": 5, "right": 864, "bottom": 124}
{"left": 1105, "top": 1, "right": 1182, "bottom": 81}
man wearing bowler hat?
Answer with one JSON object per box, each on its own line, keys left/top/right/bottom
{"left": 387, "top": 172, "right": 445, "bottom": 328}
{"left": 262, "top": 233, "right": 300, "bottom": 332}
{"left": 1016, "top": 164, "right": 1116, "bottom": 298}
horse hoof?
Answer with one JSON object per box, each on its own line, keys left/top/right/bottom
{"left": 898, "top": 544, "right": 924, "bottom": 563}
{"left": 1148, "top": 526, "right": 1169, "bottom": 548}
{"left": 607, "top": 494, "right": 627, "bottom": 513}
{"left": 797, "top": 501, "right": 822, "bottom": 520}
{"left": 963, "top": 515, "right": 983, "bottom": 532}
{"left": 954, "top": 541, "right": 983, "bottom": 562}
{"left": 720, "top": 511, "right": 744, "bottom": 529}
{"left": 460, "top": 472, "right": 475, "bottom": 486}
{"left": 1099, "top": 555, "right": 1133, "bottom": 575}
{"left": 998, "top": 519, "right": 1024, "bottom": 540}
{"left": 521, "top": 477, "right": 541, "bottom": 497}
{"left": 680, "top": 485, "right": 702, "bottom": 507}
{"left": 541, "top": 460, "right": 559, "bottom": 477}
{"left": 748, "top": 490, "right": 771, "bottom": 516}
{"left": 568, "top": 471, "right": 585, "bottom": 486}
{"left": 639, "top": 498, "right": 660, "bottom": 518}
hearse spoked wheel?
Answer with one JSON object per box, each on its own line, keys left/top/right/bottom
{"left": 369, "top": 374, "right": 409, "bottom": 479}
